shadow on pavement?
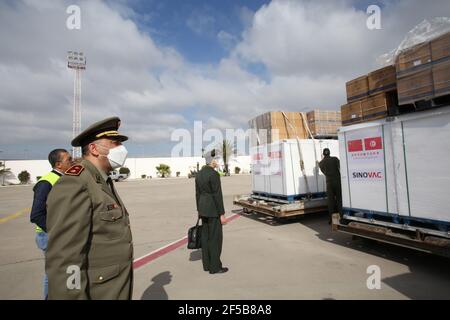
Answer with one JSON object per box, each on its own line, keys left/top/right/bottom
{"left": 141, "top": 271, "right": 173, "bottom": 300}
{"left": 236, "top": 208, "right": 450, "bottom": 299}
{"left": 189, "top": 250, "right": 202, "bottom": 261}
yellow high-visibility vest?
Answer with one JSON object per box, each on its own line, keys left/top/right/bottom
{"left": 35, "top": 171, "right": 60, "bottom": 233}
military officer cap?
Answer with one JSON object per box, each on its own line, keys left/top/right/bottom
{"left": 203, "top": 149, "right": 218, "bottom": 164}
{"left": 71, "top": 116, "right": 128, "bottom": 147}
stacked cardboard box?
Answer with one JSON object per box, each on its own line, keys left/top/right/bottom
{"left": 341, "top": 65, "right": 398, "bottom": 126}
{"left": 248, "top": 111, "right": 307, "bottom": 146}
{"left": 396, "top": 32, "right": 450, "bottom": 105}
{"left": 306, "top": 110, "right": 341, "bottom": 137}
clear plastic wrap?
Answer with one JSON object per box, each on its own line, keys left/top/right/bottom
{"left": 377, "top": 17, "right": 450, "bottom": 66}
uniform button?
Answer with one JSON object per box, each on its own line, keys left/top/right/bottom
{"left": 98, "top": 276, "right": 103, "bottom": 281}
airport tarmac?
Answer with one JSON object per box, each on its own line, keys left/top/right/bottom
{"left": 1, "top": 175, "right": 449, "bottom": 300}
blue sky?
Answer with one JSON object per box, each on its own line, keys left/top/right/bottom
{"left": 122, "top": 0, "right": 270, "bottom": 64}
{"left": 0, "top": 0, "right": 448, "bottom": 160}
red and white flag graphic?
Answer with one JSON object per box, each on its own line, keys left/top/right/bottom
{"left": 348, "top": 139, "right": 363, "bottom": 152}
{"left": 364, "top": 137, "right": 383, "bottom": 151}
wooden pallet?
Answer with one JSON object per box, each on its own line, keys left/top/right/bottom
{"left": 332, "top": 214, "right": 450, "bottom": 258}
{"left": 233, "top": 195, "right": 328, "bottom": 218}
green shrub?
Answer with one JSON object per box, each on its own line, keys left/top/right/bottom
{"left": 18, "top": 170, "right": 30, "bottom": 184}
{"left": 119, "top": 167, "right": 130, "bottom": 175}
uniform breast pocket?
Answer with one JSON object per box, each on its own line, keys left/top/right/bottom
{"left": 98, "top": 209, "right": 125, "bottom": 240}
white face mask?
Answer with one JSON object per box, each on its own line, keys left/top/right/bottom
{"left": 97, "top": 144, "right": 128, "bottom": 170}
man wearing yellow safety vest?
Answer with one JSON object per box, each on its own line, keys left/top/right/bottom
{"left": 30, "top": 149, "right": 73, "bottom": 299}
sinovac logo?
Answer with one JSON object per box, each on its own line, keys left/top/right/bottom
{"left": 352, "top": 171, "right": 383, "bottom": 179}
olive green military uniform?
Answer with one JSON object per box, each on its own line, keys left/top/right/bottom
{"left": 319, "top": 156, "right": 342, "bottom": 219}
{"left": 195, "top": 165, "right": 225, "bottom": 273}
{"left": 46, "top": 159, "right": 133, "bottom": 299}
{"left": 46, "top": 116, "right": 133, "bottom": 300}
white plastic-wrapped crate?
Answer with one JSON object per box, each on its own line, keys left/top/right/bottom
{"left": 251, "top": 139, "right": 339, "bottom": 199}
{"left": 339, "top": 105, "right": 450, "bottom": 225}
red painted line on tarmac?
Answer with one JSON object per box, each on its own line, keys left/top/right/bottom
{"left": 133, "top": 237, "right": 188, "bottom": 270}
{"left": 133, "top": 213, "right": 240, "bottom": 270}
{"left": 225, "top": 213, "right": 240, "bottom": 223}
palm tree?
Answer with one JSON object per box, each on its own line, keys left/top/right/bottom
{"left": 156, "top": 164, "right": 171, "bottom": 178}
{"left": 216, "top": 140, "right": 236, "bottom": 175}
{"left": 0, "top": 161, "right": 11, "bottom": 186}
{"left": 0, "top": 161, "right": 10, "bottom": 174}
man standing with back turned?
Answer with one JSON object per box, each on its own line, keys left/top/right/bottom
{"left": 195, "top": 149, "right": 228, "bottom": 274}
{"left": 46, "top": 117, "right": 133, "bottom": 299}
{"left": 319, "top": 148, "right": 342, "bottom": 224}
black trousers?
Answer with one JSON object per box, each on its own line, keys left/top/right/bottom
{"left": 200, "top": 217, "right": 223, "bottom": 273}
{"left": 326, "top": 180, "right": 342, "bottom": 220}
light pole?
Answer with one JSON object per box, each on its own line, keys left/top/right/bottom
{"left": 67, "top": 51, "right": 86, "bottom": 159}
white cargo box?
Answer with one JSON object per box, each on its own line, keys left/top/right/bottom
{"left": 339, "top": 105, "right": 450, "bottom": 225}
{"left": 251, "top": 139, "right": 339, "bottom": 199}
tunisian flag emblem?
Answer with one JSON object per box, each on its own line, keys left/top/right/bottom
{"left": 364, "top": 137, "right": 383, "bottom": 150}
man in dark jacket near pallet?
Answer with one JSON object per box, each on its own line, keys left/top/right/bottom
{"left": 319, "top": 148, "right": 342, "bottom": 224}
{"left": 195, "top": 149, "right": 228, "bottom": 274}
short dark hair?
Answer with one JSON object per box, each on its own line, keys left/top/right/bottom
{"left": 48, "top": 149, "right": 68, "bottom": 168}
{"left": 323, "top": 148, "right": 331, "bottom": 156}
{"left": 82, "top": 144, "right": 90, "bottom": 156}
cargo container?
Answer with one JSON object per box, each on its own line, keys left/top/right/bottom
{"left": 234, "top": 137, "right": 339, "bottom": 219}
{"left": 334, "top": 105, "right": 450, "bottom": 257}
{"left": 251, "top": 139, "right": 339, "bottom": 201}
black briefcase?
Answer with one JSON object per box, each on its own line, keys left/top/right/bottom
{"left": 187, "top": 218, "right": 202, "bottom": 249}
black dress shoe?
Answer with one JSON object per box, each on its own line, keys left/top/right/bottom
{"left": 210, "top": 267, "right": 229, "bottom": 274}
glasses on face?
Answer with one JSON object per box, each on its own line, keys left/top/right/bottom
{"left": 57, "top": 154, "right": 73, "bottom": 165}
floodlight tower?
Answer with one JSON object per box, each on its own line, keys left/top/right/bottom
{"left": 67, "top": 51, "right": 86, "bottom": 159}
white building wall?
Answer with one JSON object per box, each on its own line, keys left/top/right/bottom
{"left": 2, "top": 156, "right": 251, "bottom": 184}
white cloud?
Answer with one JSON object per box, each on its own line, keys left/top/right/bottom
{"left": 1, "top": 0, "right": 449, "bottom": 158}
{"left": 186, "top": 10, "right": 215, "bottom": 36}
{"left": 234, "top": 0, "right": 450, "bottom": 79}
{"left": 217, "top": 30, "right": 238, "bottom": 50}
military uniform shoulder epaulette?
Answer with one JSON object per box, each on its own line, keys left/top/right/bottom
{"left": 65, "top": 164, "right": 85, "bottom": 176}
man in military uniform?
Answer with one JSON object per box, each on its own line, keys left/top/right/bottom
{"left": 46, "top": 117, "right": 133, "bottom": 299}
{"left": 319, "top": 148, "right": 342, "bottom": 224}
{"left": 195, "top": 150, "right": 228, "bottom": 274}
